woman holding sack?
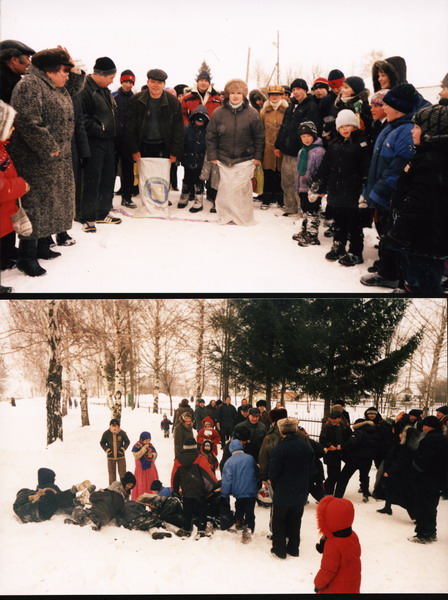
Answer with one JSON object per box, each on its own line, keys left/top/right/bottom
{"left": 131, "top": 431, "right": 159, "bottom": 501}
{"left": 206, "top": 78, "right": 265, "bottom": 225}
{"left": 9, "top": 47, "right": 84, "bottom": 277}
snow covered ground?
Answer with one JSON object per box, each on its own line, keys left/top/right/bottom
{"left": 1, "top": 182, "right": 388, "bottom": 295}
{"left": 1, "top": 397, "right": 447, "bottom": 596}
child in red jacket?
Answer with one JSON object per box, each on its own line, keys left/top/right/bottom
{"left": 0, "top": 100, "right": 29, "bottom": 291}
{"left": 314, "top": 495, "right": 361, "bottom": 594}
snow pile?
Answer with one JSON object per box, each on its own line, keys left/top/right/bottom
{"left": 0, "top": 398, "right": 446, "bottom": 595}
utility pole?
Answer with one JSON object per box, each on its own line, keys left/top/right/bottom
{"left": 246, "top": 47, "right": 251, "bottom": 82}
{"left": 276, "top": 30, "right": 280, "bottom": 84}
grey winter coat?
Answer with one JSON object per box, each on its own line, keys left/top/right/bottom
{"left": 9, "top": 66, "right": 85, "bottom": 238}
{"left": 206, "top": 98, "right": 265, "bottom": 166}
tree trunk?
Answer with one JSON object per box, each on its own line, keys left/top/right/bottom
{"left": 152, "top": 300, "right": 161, "bottom": 413}
{"left": 79, "top": 371, "right": 90, "bottom": 427}
{"left": 46, "top": 300, "right": 63, "bottom": 445}
{"left": 422, "top": 303, "right": 447, "bottom": 413}
{"left": 194, "top": 300, "right": 205, "bottom": 401}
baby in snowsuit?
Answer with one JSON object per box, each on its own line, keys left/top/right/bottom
{"left": 314, "top": 495, "right": 361, "bottom": 594}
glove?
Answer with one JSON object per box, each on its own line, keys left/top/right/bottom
{"left": 358, "top": 195, "right": 368, "bottom": 209}
{"left": 315, "top": 536, "right": 327, "bottom": 554}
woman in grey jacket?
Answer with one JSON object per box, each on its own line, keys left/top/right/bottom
{"left": 206, "top": 78, "right": 264, "bottom": 225}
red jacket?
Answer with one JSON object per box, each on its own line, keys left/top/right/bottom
{"left": 181, "top": 86, "right": 222, "bottom": 125}
{"left": 314, "top": 495, "right": 361, "bottom": 594}
{"left": 0, "top": 140, "right": 27, "bottom": 238}
{"left": 197, "top": 418, "right": 221, "bottom": 455}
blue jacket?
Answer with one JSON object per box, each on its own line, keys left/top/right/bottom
{"left": 221, "top": 440, "right": 259, "bottom": 499}
{"left": 268, "top": 434, "right": 314, "bottom": 506}
{"left": 364, "top": 113, "right": 415, "bottom": 211}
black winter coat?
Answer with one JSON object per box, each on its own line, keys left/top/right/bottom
{"left": 233, "top": 418, "right": 267, "bottom": 461}
{"left": 413, "top": 429, "right": 448, "bottom": 490}
{"left": 319, "top": 422, "right": 352, "bottom": 464}
{"left": 13, "top": 487, "right": 59, "bottom": 523}
{"left": 382, "top": 435, "right": 418, "bottom": 510}
{"left": 124, "top": 88, "right": 184, "bottom": 159}
{"left": 76, "top": 75, "right": 117, "bottom": 139}
{"left": 275, "top": 94, "right": 322, "bottom": 156}
{"left": 112, "top": 88, "right": 134, "bottom": 139}
{"left": 0, "top": 63, "right": 21, "bottom": 103}
{"left": 217, "top": 403, "right": 237, "bottom": 428}
{"left": 342, "top": 421, "right": 377, "bottom": 460}
{"left": 89, "top": 487, "right": 125, "bottom": 527}
{"left": 388, "top": 136, "right": 448, "bottom": 260}
{"left": 316, "top": 130, "right": 371, "bottom": 208}
{"left": 268, "top": 434, "right": 314, "bottom": 506}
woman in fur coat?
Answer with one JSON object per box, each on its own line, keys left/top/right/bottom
{"left": 9, "top": 48, "right": 84, "bottom": 277}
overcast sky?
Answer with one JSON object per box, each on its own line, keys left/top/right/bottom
{"left": 1, "top": 0, "right": 447, "bottom": 92}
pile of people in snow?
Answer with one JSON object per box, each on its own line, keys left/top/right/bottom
{"left": 1, "top": 39, "right": 447, "bottom": 294}
{"left": 13, "top": 399, "right": 448, "bottom": 583}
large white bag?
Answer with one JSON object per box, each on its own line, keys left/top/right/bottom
{"left": 137, "top": 157, "right": 171, "bottom": 216}
{"left": 216, "top": 160, "right": 256, "bottom": 226}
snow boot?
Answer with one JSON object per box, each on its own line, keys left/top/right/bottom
{"left": 36, "top": 237, "right": 61, "bottom": 260}
{"left": 56, "top": 231, "right": 76, "bottom": 246}
{"left": 176, "top": 528, "right": 192, "bottom": 538}
{"left": 296, "top": 232, "right": 312, "bottom": 246}
{"left": 189, "top": 196, "right": 203, "bottom": 213}
{"left": 270, "top": 547, "right": 286, "bottom": 559}
{"left": 338, "top": 252, "right": 364, "bottom": 267}
{"left": 377, "top": 506, "right": 392, "bottom": 515}
{"left": 17, "top": 239, "right": 47, "bottom": 277}
{"left": 360, "top": 273, "right": 399, "bottom": 289}
{"left": 242, "top": 527, "right": 252, "bottom": 544}
{"left": 210, "top": 201, "right": 217, "bottom": 213}
{"left": 235, "top": 520, "right": 244, "bottom": 531}
{"left": 325, "top": 242, "right": 346, "bottom": 261}
{"left": 71, "top": 480, "right": 93, "bottom": 493}
{"left": 178, "top": 193, "right": 189, "bottom": 208}
{"left": 121, "top": 198, "right": 137, "bottom": 209}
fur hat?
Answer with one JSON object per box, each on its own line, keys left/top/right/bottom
{"left": 344, "top": 76, "right": 365, "bottom": 96}
{"left": 121, "top": 471, "right": 136, "bottom": 487}
{"left": 436, "top": 405, "right": 448, "bottom": 415}
{"left": 224, "top": 78, "right": 248, "bottom": 98}
{"left": 383, "top": 83, "right": 417, "bottom": 114}
{"left": 335, "top": 109, "right": 359, "bottom": 130}
{"left": 327, "top": 69, "right": 345, "bottom": 89}
{"left": 370, "top": 89, "right": 389, "bottom": 106}
{"left": 256, "top": 400, "right": 267, "bottom": 407}
{"left": 422, "top": 415, "right": 441, "bottom": 429}
{"left": 197, "top": 70, "right": 211, "bottom": 83}
{"left": 0, "top": 100, "right": 16, "bottom": 142}
{"left": 312, "top": 77, "right": 329, "bottom": 91}
{"left": 32, "top": 48, "right": 74, "bottom": 72}
{"left": 147, "top": 68, "right": 167, "bottom": 82}
{"left": 277, "top": 417, "right": 299, "bottom": 434}
{"left": 267, "top": 85, "right": 284, "bottom": 95}
{"left": 182, "top": 437, "right": 198, "bottom": 451}
{"left": 120, "top": 69, "right": 135, "bottom": 84}
{"left": 413, "top": 104, "right": 448, "bottom": 139}
{"left": 93, "top": 56, "right": 116, "bottom": 76}
{"left": 290, "top": 78, "right": 308, "bottom": 92}
{"left": 298, "top": 120, "right": 318, "bottom": 139}
{"left": 269, "top": 407, "right": 287, "bottom": 423}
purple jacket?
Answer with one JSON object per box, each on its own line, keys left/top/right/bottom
{"left": 295, "top": 138, "right": 326, "bottom": 193}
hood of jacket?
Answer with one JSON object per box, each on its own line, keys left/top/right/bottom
{"left": 261, "top": 98, "right": 289, "bottom": 113}
{"left": 229, "top": 439, "right": 244, "bottom": 454}
{"left": 316, "top": 495, "right": 355, "bottom": 538}
{"left": 177, "top": 449, "right": 199, "bottom": 467}
{"left": 188, "top": 103, "right": 210, "bottom": 125}
{"left": 37, "top": 468, "right": 56, "bottom": 487}
{"left": 249, "top": 88, "right": 267, "bottom": 109}
{"left": 372, "top": 56, "right": 407, "bottom": 92}
{"left": 352, "top": 419, "right": 376, "bottom": 431}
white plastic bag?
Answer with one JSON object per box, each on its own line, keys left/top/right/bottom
{"left": 137, "top": 157, "right": 171, "bottom": 216}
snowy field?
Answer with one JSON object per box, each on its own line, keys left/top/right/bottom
{"left": 1, "top": 182, "right": 387, "bottom": 295}
{"left": 0, "top": 397, "right": 447, "bottom": 596}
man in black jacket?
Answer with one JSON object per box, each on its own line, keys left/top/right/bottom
{"left": 0, "top": 39, "right": 35, "bottom": 103}
{"left": 76, "top": 56, "right": 121, "bottom": 232}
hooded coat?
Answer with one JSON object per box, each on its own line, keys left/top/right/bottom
{"left": 9, "top": 66, "right": 85, "bottom": 238}
{"left": 341, "top": 420, "right": 377, "bottom": 460}
{"left": 0, "top": 139, "right": 27, "bottom": 238}
{"left": 314, "top": 495, "right": 361, "bottom": 593}
{"left": 372, "top": 56, "right": 407, "bottom": 93}
{"left": 260, "top": 98, "right": 288, "bottom": 170}
{"left": 249, "top": 88, "right": 268, "bottom": 112}
{"left": 221, "top": 439, "right": 259, "bottom": 498}
{"left": 171, "top": 448, "right": 217, "bottom": 498}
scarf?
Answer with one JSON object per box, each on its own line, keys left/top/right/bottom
{"left": 132, "top": 441, "right": 156, "bottom": 470}
{"left": 297, "top": 143, "right": 317, "bottom": 175}
{"left": 229, "top": 100, "right": 244, "bottom": 110}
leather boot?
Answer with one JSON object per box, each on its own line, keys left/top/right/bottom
{"left": 36, "top": 237, "right": 61, "bottom": 260}
{"left": 17, "top": 239, "right": 47, "bottom": 277}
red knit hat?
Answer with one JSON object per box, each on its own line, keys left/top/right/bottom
{"left": 120, "top": 69, "right": 135, "bottom": 84}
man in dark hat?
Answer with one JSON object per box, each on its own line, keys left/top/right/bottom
{"left": 112, "top": 69, "right": 137, "bottom": 208}
{"left": 233, "top": 407, "right": 267, "bottom": 461}
{"left": 76, "top": 57, "right": 122, "bottom": 232}
{"left": 124, "top": 68, "right": 184, "bottom": 170}
{"left": 0, "top": 39, "right": 35, "bottom": 102}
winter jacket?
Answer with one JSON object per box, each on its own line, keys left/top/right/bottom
{"left": 0, "top": 62, "right": 22, "bottom": 103}
{"left": 294, "top": 138, "right": 326, "bottom": 193}
{"left": 319, "top": 421, "right": 352, "bottom": 464}
{"left": 342, "top": 420, "right": 377, "bottom": 460}
{"left": 268, "top": 433, "right": 314, "bottom": 506}
{"left": 364, "top": 412, "right": 395, "bottom": 463}
{"left": 124, "top": 88, "right": 184, "bottom": 158}
{"left": 171, "top": 449, "right": 217, "bottom": 498}
{"left": 9, "top": 66, "right": 84, "bottom": 239}
{"left": 221, "top": 440, "right": 259, "bottom": 498}
{"left": 173, "top": 421, "right": 195, "bottom": 459}
{"left": 249, "top": 88, "right": 268, "bottom": 112}
{"left": 181, "top": 105, "right": 209, "bottom": 170}
{"left": 13, "top": 487, "right": 59, "bottom": 523}
{"left": 364, "top": 113, "right": 415, "bottom": 211}
{"left": 275, "top": 94, "right": 322, "bottom": 157}
{"left": 412, "top": 428, "right": 448, "bottom": 490}
{"left": 197, "top": 423, "right": 221, "bottom": 455}
{"left": 372, "top": 56, "right": 407, "bottom": 92}
{"left": 160, "top": 417, "right": 172, "bottom": 431}
{"left": 206, "top": 98, "right": 265, "bottom": 166}
{"left": 217, "top": 402, "right": 237, "bottom": 429}
{"left": 181, "top": 85, "right": 222, "bottom": 124}
{"left": 388, "top": 135, "right": 448, "bottom": 260}
{"left": 316, "top": 129, "right": 371, "bottom": 208}
{"left": 314, "top": 495, "right": 361, "bottom": 594}
{"left": 258, "top": 424, "right": 283, "bottom": 481}
{"left": 76, "top": 75, "right": 117, "bottom": 139}
{"left": 319, "top": 90, "right": 338, "bottom": 121}
{"left": 233, "top": 418, "right": 267, "bottom": 461}
{"left": 381, "top": 425, "right": 420, "bottom": 510}
{"left": 112, "top": 87, "right": 134, "bottom": 139}
{"left": 172, "top": 403, "right": 193, "bottom": 427}
{"left": 328, "top": 89, "right": 372, "bottom": 138}
{"left": 260, "top": 98, "right": 288, "bottom": 170}
{"left": 205, "top": 402, "right": 219, "bottom": 423}
{"left": 100, "top": 428, "right": 130, "bottom": 460}
{"left": 0, "top": 140, "right": 27, "bottom": 238}
{"left": 193, "top": 402, "right": 208, "bottom": 430}
{"left": 88, "top": 481, "right": 126, "bottom": 527}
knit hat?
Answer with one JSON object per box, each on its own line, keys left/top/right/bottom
{"left": 290, "top": 78, "right": 308, "bottom": 92}
{"left": 183, "top": 437, "right": 198, "bottom": 450}
{"left": 298, "top": 120, "right": 318, "bottom": 139}
{"left": 267, "top": 85, "right": 284, "bottom": 95}
{"left": 344, "top": 76, "right": 365, "bottom": 96}
{"left": 327, "top": 69, "right": 345, "bottom": 89}
{"left": 413, "top": 104, "right": 448, "bottom": 139}
{"left": 32, "top": 48, "right": 74, "bottom": 72}
{"left": 335, "top": 109, "right": 359, "bottom": 130}
{"left": 256, "top": 400, "right": 267, "bottom": 407}
{"left": 436, "top": 405, "right": 448, "bottom": 415}
{"left": 370, "top": 89, "right": 389, "bottom": 106}
{"left": 277, "top": 417, "right": 299, "bottom": 434}
{"left": 408, "top": 409, "right": 423, "bottom": 418}
{"left": 224, "top": 78, "right": 248, "bottom": 98}
{"left": 312, "top": 77, "right": 329, "bottom": 91}
{"left": 109, "top": 418, "right": 120, "bottom": 426}
{"left": 422, "top": 416, "right": 441, "bottom": 429}
{"left": 147, "top": 68, "right": 167, "bottom": 82}
{"left": 120, "top": 69, "right": 135, "bottom": 84}
{"left": 269, "top": 407, "right": 287, "bottom": 423}
{"left": 383, "top": 83, "right": 417, "bottom": 114}
{"left": 93, "top": 56, "right": 116, "bottom": 76}
{"left": 121, "top": 471, "right": 136, "bottom": 487}
{"left": 249, "top": 407, "right": 260, "bottom": 417}
{"left": 365, "top": 406, "right": 378, "bottom": 416}
{"left": 197, "top": 70, "right": 211, "bottom": 83}
{"left": 150, "top": 479, "right": 163, "bottom": 491}
{"left": 442, "top": 73, "right": 448, "bottom": 88}
{"left": 0, "top": 39, "right": 35, "bottom": 55}
{"left": 174, "top": 84, "right": 188, "bottom": 96}
{"left": 0, "top": 100, "right": 16, "bottom": 142}
{"left": 140, "top": 431, "right": 151, "bottom": 440}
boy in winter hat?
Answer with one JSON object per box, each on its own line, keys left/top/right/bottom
{"left": 314, "top": 109, "right": 371, "bottom": 266}
{"left": 314, "top": 495, "right": 361, "bottom": 593}
{"left": 292, "top": 121, "right": 326, "bottom": 246}
{"left": 326, "top": 76, "right": 372, "bottom": 140}
{"left": 99, "top": 419, "right": 130, "bottom": 485}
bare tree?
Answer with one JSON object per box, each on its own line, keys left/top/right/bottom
{"left": 46, "top": 300, "right": 63, "bottom": 445}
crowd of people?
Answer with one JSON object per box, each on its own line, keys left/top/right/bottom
{"left": 1, "top": 40, "right": 447, "bottom": 294}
